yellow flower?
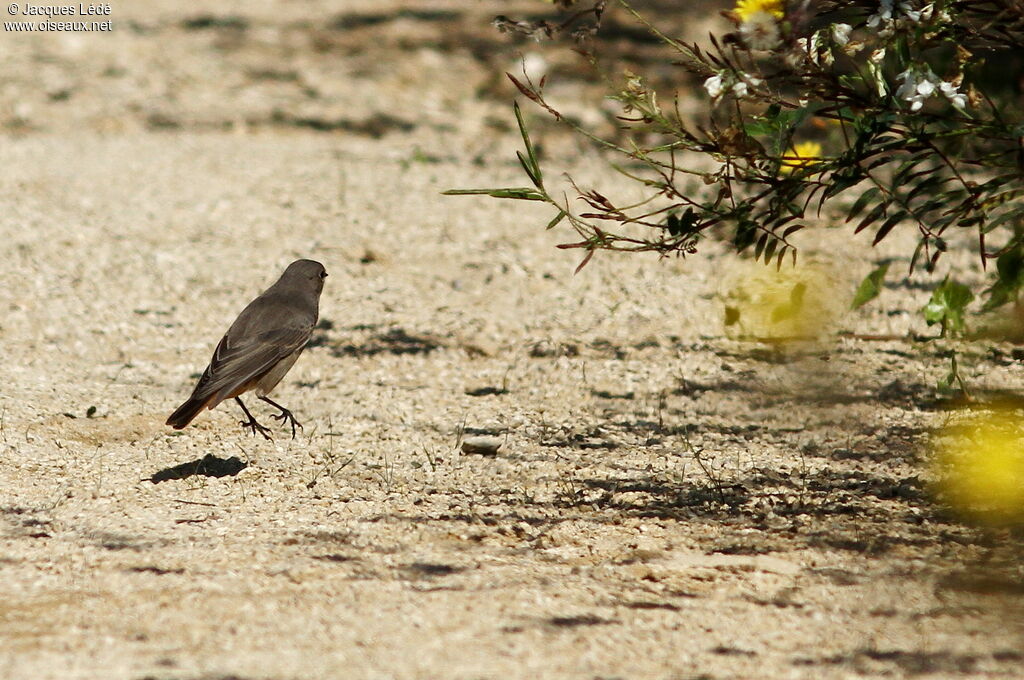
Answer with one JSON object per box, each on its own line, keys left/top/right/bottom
{"left": 722, "top": 262, "right": 840, "bottom": 341}
{"left": 734, "top": 0, "right": 785, "bottom": 22}
{"left": 933, "top": 408, "right": 1024, "bottom": 525}
{"left": 780, "top": 141, "right": 823, "bottom": 173}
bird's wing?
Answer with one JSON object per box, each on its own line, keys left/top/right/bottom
{"left": 191, "top": 325, "right": 312, "bottom": 404}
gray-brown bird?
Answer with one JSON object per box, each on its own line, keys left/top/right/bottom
{"left": 166, "top": 259, "right": 327, "bottom": 439}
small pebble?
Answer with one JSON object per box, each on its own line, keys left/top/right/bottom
{"left": 461, "top": 435, "right": 503, "bottom": 456}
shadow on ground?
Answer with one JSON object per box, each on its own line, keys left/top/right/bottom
{"left": 149, "top": 454, "right": 248, "bottom": 484}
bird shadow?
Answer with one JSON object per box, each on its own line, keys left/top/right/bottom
{"left": 148, "top": 454, "right": 247, "bottom": 484}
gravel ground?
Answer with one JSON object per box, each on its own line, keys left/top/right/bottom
{"left": 2, "top": 3, "right": 1023, "bottom": 679}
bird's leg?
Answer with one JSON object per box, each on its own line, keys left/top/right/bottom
{"left": 235, "top": 397, "right": 272, "bottom": 440}
{"left": 258, "top": 396, "right": 302, "bottom": 438}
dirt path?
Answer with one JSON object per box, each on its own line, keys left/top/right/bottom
{"left": 2, "top": 3, "right": 1023, "bottom": 679}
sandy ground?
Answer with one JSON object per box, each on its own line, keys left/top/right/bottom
{"left": 2, "top": 3, "right": 1024, "bottom": 679}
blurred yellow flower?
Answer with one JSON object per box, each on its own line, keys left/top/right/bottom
{"left": 735, "top": 0, "right": 785, "bottom": 22}
{"left": 933, "top": 408, "right": 1024, "bottom": 525}
{"left": 780, "top": 141, "right": 823, "bottom": 173}
{"left": 721, "top": 261, "right": 842, "bottom": 341}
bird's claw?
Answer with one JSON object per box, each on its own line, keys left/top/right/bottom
{"left": 270, "top": 410, "right": 302, "bottom": 439}
{"left": 240, "top": 417, "right": 273, "bottom": 440}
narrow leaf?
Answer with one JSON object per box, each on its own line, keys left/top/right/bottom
{"left": 517, "top": 151, "right": 541, "bottom": 189}
{"left": 782, "top": 223, "right": 804, "bottom": 239}
{"left": 514, "top": 101, "right": 543, "bottom": 186}
{"left": 856, "top": 201, "right": 888, "bottom": 234}
{"left": 872, "top": 211, "right": 907, "bottom": 245}
{"left": 574, "top": 249, "right": 596, "bottom": 274}
{"left": 846, "top": 187, "right": 880, "bottom": 222}
{"left": 545, "top": 210, "right": 567, "bottom": 230}
{"left": 851, "top": 262, "right": 890, "bottom": 309}
{"left": 442, "top": 187, "right": 546, "bottom": 200}
{"left": 754, "top": 233, "right": 768, "bottom": 260}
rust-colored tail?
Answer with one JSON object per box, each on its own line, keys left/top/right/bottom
{"left": 166, "top": 396, "right": 211, "bottom": 429}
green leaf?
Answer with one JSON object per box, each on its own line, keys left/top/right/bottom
{"left": 776, "top": 104, "right": 821, "bottom": 131}
{"left": 754, "top": 233, "right": 769, "bottom": 260}
{"left": 514, "top": 101, "right": 543, "bottom": 187}
{"left": 851, "top": 262, "right": 891, "bottom": 310}
{"left": 855, "top": 201, "right": 888, "bottom": 234}
{"left": 922, "top": 278, "right": 974, "bottom": 336}
{"left": 846, "top": 187, "right": 881, "bottom": 222}
{"left": 981, "top": 243, "right": 1024, "bottom": 311}
{"left": 983, "top": 206, "right": 1024, "bottom": 234}
{"left": 734, "top": 221, "right": 757, "bottom": 251}
{"left": 873, "top": 210, "right": 907, "bottom": 245}
{"left": 822, "top": 172, "right": 864, "bottom": 201}
{"left": 442, "top": 187, "right": 546, "bottom": 200}
{"left": 782, "top": 224, "right": 804, "bottom": 238}
{"left": 744, "top": 104, "right": 782, "bottom": 139}
{"left": 517, "top": 150, "right": 542, "bottom": 189}
{"left": 906, "top": 175, "right": 951, "bottom": 203}
{"left": 743, "top": 119, "right": 776, "bottom": 138}
{"left": 545, "top": 210, "right": 567, "bottom": 230}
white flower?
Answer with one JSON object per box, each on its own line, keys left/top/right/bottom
{"left": 898, "top": 1, "right": 934, "bottom": 23}
{"left": 732, "top": 81, "right": 749, "bottom": 98}
{"left": 831, "top": 23, "right": 852, "bottom": 46}
{"left": 896, "top": 66, "right": 965, "bottom": 112}
{"left": 938, "top": 80, "right": 968, "bottom": 111}
{"left": 870, "top": 1, "right": 935, "bottom": 31}
{"left": 867, "top": 0, "right": 894, "bottom": 30}
{"left": 704, "top": 74, "right": 725, "bottom": 100}
{"left": 898, "top": 2, "right": 918, "bottom": 21}
{"left": 869, "top": 48, "right": 886, "bottom": 64}
{"left": 896, "top": 67, "right": 928, "bottom": 110}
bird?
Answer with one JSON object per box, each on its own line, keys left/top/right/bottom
{"left": 166, "top": 259, "right": 327, "bottom": 439}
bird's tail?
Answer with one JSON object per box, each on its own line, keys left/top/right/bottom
{"left": 166, "top": 396, "right": 212, "bottom": 429}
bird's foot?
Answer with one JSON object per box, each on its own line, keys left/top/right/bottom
{"left": 258, "top": 396, "right": 303, "bottom": 439}
{"left": 269, "top": 408, "right": 302, "bottom": 439}
{"left": 239, "top": 415, "right": 273, "bottom": 440}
